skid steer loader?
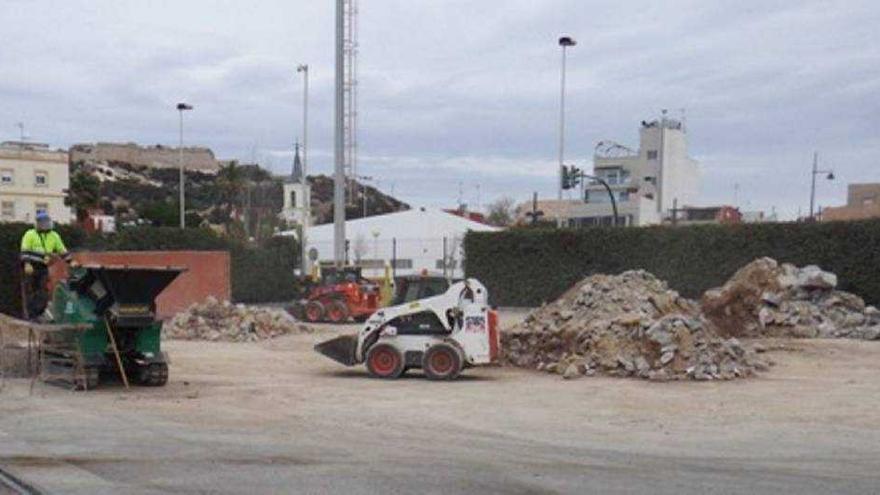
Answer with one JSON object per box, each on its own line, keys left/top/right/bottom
{"left": 314, "top": 279, "right": 499, "bottom": 380}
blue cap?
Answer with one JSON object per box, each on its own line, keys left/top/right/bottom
{"left": 36, "top": 212, "right": 50, "bottom": 221}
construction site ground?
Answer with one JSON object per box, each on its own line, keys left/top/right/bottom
{"left": 1, "top": 312, "right": 880, "bottom": 494}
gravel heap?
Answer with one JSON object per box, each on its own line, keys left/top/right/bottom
{"left": 702, "top": 258, "right": 880, "bottom": 340}
{"left": 504, "top": 271, "right": 769, "bottom": 381}
{"left": 166, "top": 297, "right": 312, "bottom": 342}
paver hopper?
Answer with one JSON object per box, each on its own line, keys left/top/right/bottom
{"left": 42, "top": 264, "right": 184, "bottom": 389}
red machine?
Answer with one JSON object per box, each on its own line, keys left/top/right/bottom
{"left": 293, "top": 267, "right": 380, "bottom": 323}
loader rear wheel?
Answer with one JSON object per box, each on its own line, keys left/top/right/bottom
{"left": 304, "top": 301, "right": 325, "bottom": 322}
{"left": 326, "top": 300, "right": 350, "bottom": 324}
{"left": 423, "top": 343, "right": 462, "bottom": 380}
{"left": 366, "top": 344, "right": 404, "bottom": 379}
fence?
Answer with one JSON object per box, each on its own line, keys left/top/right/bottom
{"left": 307, "top": 235, "right": 466, "bottom": 279}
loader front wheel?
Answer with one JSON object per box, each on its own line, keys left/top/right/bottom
{"left": 304, "top": 301, "right": 325, "bottom": 322}
{"left": 366, "top": 344, "right": 404, "bottom": 379}
{"left": 423, "top": 343, "right": 462, "bottom": 381}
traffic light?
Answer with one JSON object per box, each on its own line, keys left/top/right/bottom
{"left": 561, "top": 165, "right": 582, "bottom": 190}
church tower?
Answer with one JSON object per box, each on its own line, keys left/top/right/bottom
{"left": 281, "top": 142, "right": 311, "bottom": 227}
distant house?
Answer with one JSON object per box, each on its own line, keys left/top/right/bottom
{"left": 821, "top": 183, "right": 880, "bottom": 222}
{"left": 0, "top": 141, "right": 72, "bottom": 224}
{"left": 280, "top": 207, "right": 498, "bottom": 278}
{"left": 673, "top": 205, "right": 742, "bottom": 225}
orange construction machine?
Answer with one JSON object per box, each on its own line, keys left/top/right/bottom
{"left": 291, "top": 267, "right": 380, "bottom": 323}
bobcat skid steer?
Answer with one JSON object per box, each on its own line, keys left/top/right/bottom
{"left": 314, "top": 279, "right": 499, "bottom": 380}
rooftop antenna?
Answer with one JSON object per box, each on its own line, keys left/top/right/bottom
{"left": 678, "top": 108, "right": 687, "bottom": 132}
{"left": 457, "top": 181, "right": 464, "bottom": 209}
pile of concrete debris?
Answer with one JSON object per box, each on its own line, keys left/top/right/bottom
{"left": 503, "top": 271, "right": 769, "bottom": 381}
{"left": 166, "top": 297, "right": 312, "bottom": 342}
{"left": 702, "top": 257, "right": 880, "bottom": 340}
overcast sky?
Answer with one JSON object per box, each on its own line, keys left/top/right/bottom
{"left": 2, "top": 0, "right": 878, "bottom": 218}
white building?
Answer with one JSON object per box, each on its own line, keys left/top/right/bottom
{"left": 526, "top": 116, "right": 700, "bottom": 227}
{"left": 279, "top": 143, "right": 311, "bottom": 228}
{"left": 282, "top": 207, "right": 499, "bottom": 278}
{"left": 0, "top": 142, "right": 72, "bottom": 224}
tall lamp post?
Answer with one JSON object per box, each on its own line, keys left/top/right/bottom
{"left": 809, "top": 151, "right": 834, "bottom": 220}
{"left": 556, "top": 35, "right": 576, "bottom": 227}
{"left": 176, "top": 103, "right": 193, "bottom": 229}
{"left": 356, "top": 174, "right": 373, "bottom": 217}
{"left": 297, "top": 64, "right": 310, "bottom": 275}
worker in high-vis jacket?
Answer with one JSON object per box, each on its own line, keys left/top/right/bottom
{"left": 20, "top": 212, "right": 78, "bottom": 320}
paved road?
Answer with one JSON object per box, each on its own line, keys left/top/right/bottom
{"left": 1, "top": 332, "right": 879, "bottom": 494}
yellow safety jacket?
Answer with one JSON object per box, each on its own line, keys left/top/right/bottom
{"left": 20, "top": 228, "right": 71, "bottom": 266}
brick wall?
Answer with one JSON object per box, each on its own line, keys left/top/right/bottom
{"left": 50, "top": 251, "right": 230, "bottom": 319}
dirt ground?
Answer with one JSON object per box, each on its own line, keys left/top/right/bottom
{"left": 1, "top": 316, "right": 880, "bottom": 494}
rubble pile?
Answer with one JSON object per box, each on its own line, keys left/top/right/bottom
{"left": 503, "top": 271, "right": 768, "bottom": 381}
{"left": 702, "top": 258, "right": 880, "bottom": 340}
{"left": 166, "top": 297, "right": 312, "bottom": 342}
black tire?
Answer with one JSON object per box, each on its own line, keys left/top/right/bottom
{"left": 365, "top": 343, "right": 404, "bottom": 379}
{"left": 136, "top": 362, "right": 169, "bottom": 387}
{"left": 422, "top": 343, "right": 463, "bottom": 381}
{"left": 304, "top": 301, "right": 325, "bottom": 322}
{"left": 326, "top": 300, "right": 350, "bottom": 324}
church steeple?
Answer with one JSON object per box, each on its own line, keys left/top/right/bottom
{"left": 291, "top": 141, "right": 303, "bottom": 183}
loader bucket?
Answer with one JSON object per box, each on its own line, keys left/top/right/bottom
{"left": 314, "top": 334, "right": 359, "bottom": 366}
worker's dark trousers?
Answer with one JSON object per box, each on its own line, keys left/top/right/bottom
{"left": 25, "top": 265, "right": 49, "bottom": 320}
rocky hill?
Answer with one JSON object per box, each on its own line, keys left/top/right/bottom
{"left": 69, "top": 159, "right": 408, "bottom": 231}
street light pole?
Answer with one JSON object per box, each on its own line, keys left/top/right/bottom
{"left": 176, "top": 103, "right": 193, "bottom": 229}
{"left": 556, "top": 36, "right": 576, "bottom": 228}
{"left": 297, "top": 64, "right": 310, "bottom": 276}
{"left": 809, "top": 151, "right": 834, "bottom": 220}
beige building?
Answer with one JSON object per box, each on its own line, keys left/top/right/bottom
{"left": 0, "top": 141, "right": 72, "bottom": 224}
{"left": 821, "top": 183, "right": 880, "bottom": 221}
{"left": 518, "top": 116, "right": 700, "bottom": 227}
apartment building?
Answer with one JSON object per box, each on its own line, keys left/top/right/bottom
{"left": 0, "top": 141, "right": 72, "bottom": 224}
{"left": 527, "top": 116, "right": 700, "bottom": 227}
{"left": 821, "top": 183, "right": 880, "bottom": 221}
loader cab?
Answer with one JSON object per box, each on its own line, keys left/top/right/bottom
{"left": 392, "top": 275, "right": 451, "bottom": 306}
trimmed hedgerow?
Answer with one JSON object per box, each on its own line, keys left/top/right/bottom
{"left": 464, "top": 220, "right": 880, "bottom": 307}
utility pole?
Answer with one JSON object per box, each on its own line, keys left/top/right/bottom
{"left": 297, "top": 63, "right": 310, "bottom": 275}
{"left": 334, "top": 0, "right": 346, "bottom": 265}
{"left": 556, "top": 36, "right": 576, "bottom": 227}
{"left": 176, "top": 103, "right": 193, "bottom": 229}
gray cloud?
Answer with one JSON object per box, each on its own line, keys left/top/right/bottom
{"left": 1, "top": 0, "right": 878, "bottom": 218}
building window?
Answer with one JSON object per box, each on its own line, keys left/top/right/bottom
{"left": 289, "top": 190, "right": 297, "bottom": 207}
{"left": 1, "top": 201, "right": 14, "bottom": 219}
{"left": 619, "top": 191, "right": 630, "bottom": 202}
{"left": 35, "top": 203, "right": 49, "bottom": 217}
{"left": 0, "top": 169, "right": 13, "bottom": 185}
{"left": 647, "top": 150, "right": 658, "bottom": 160}
{"left": 34, "top": 171, "right": 48, "bottom": 187}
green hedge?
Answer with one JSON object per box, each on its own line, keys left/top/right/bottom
{"left": 464, "top": 220, "right": 880, "bottom": 307}
{"left": 0, "top": 224, "right": 300, "bottom": 317}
